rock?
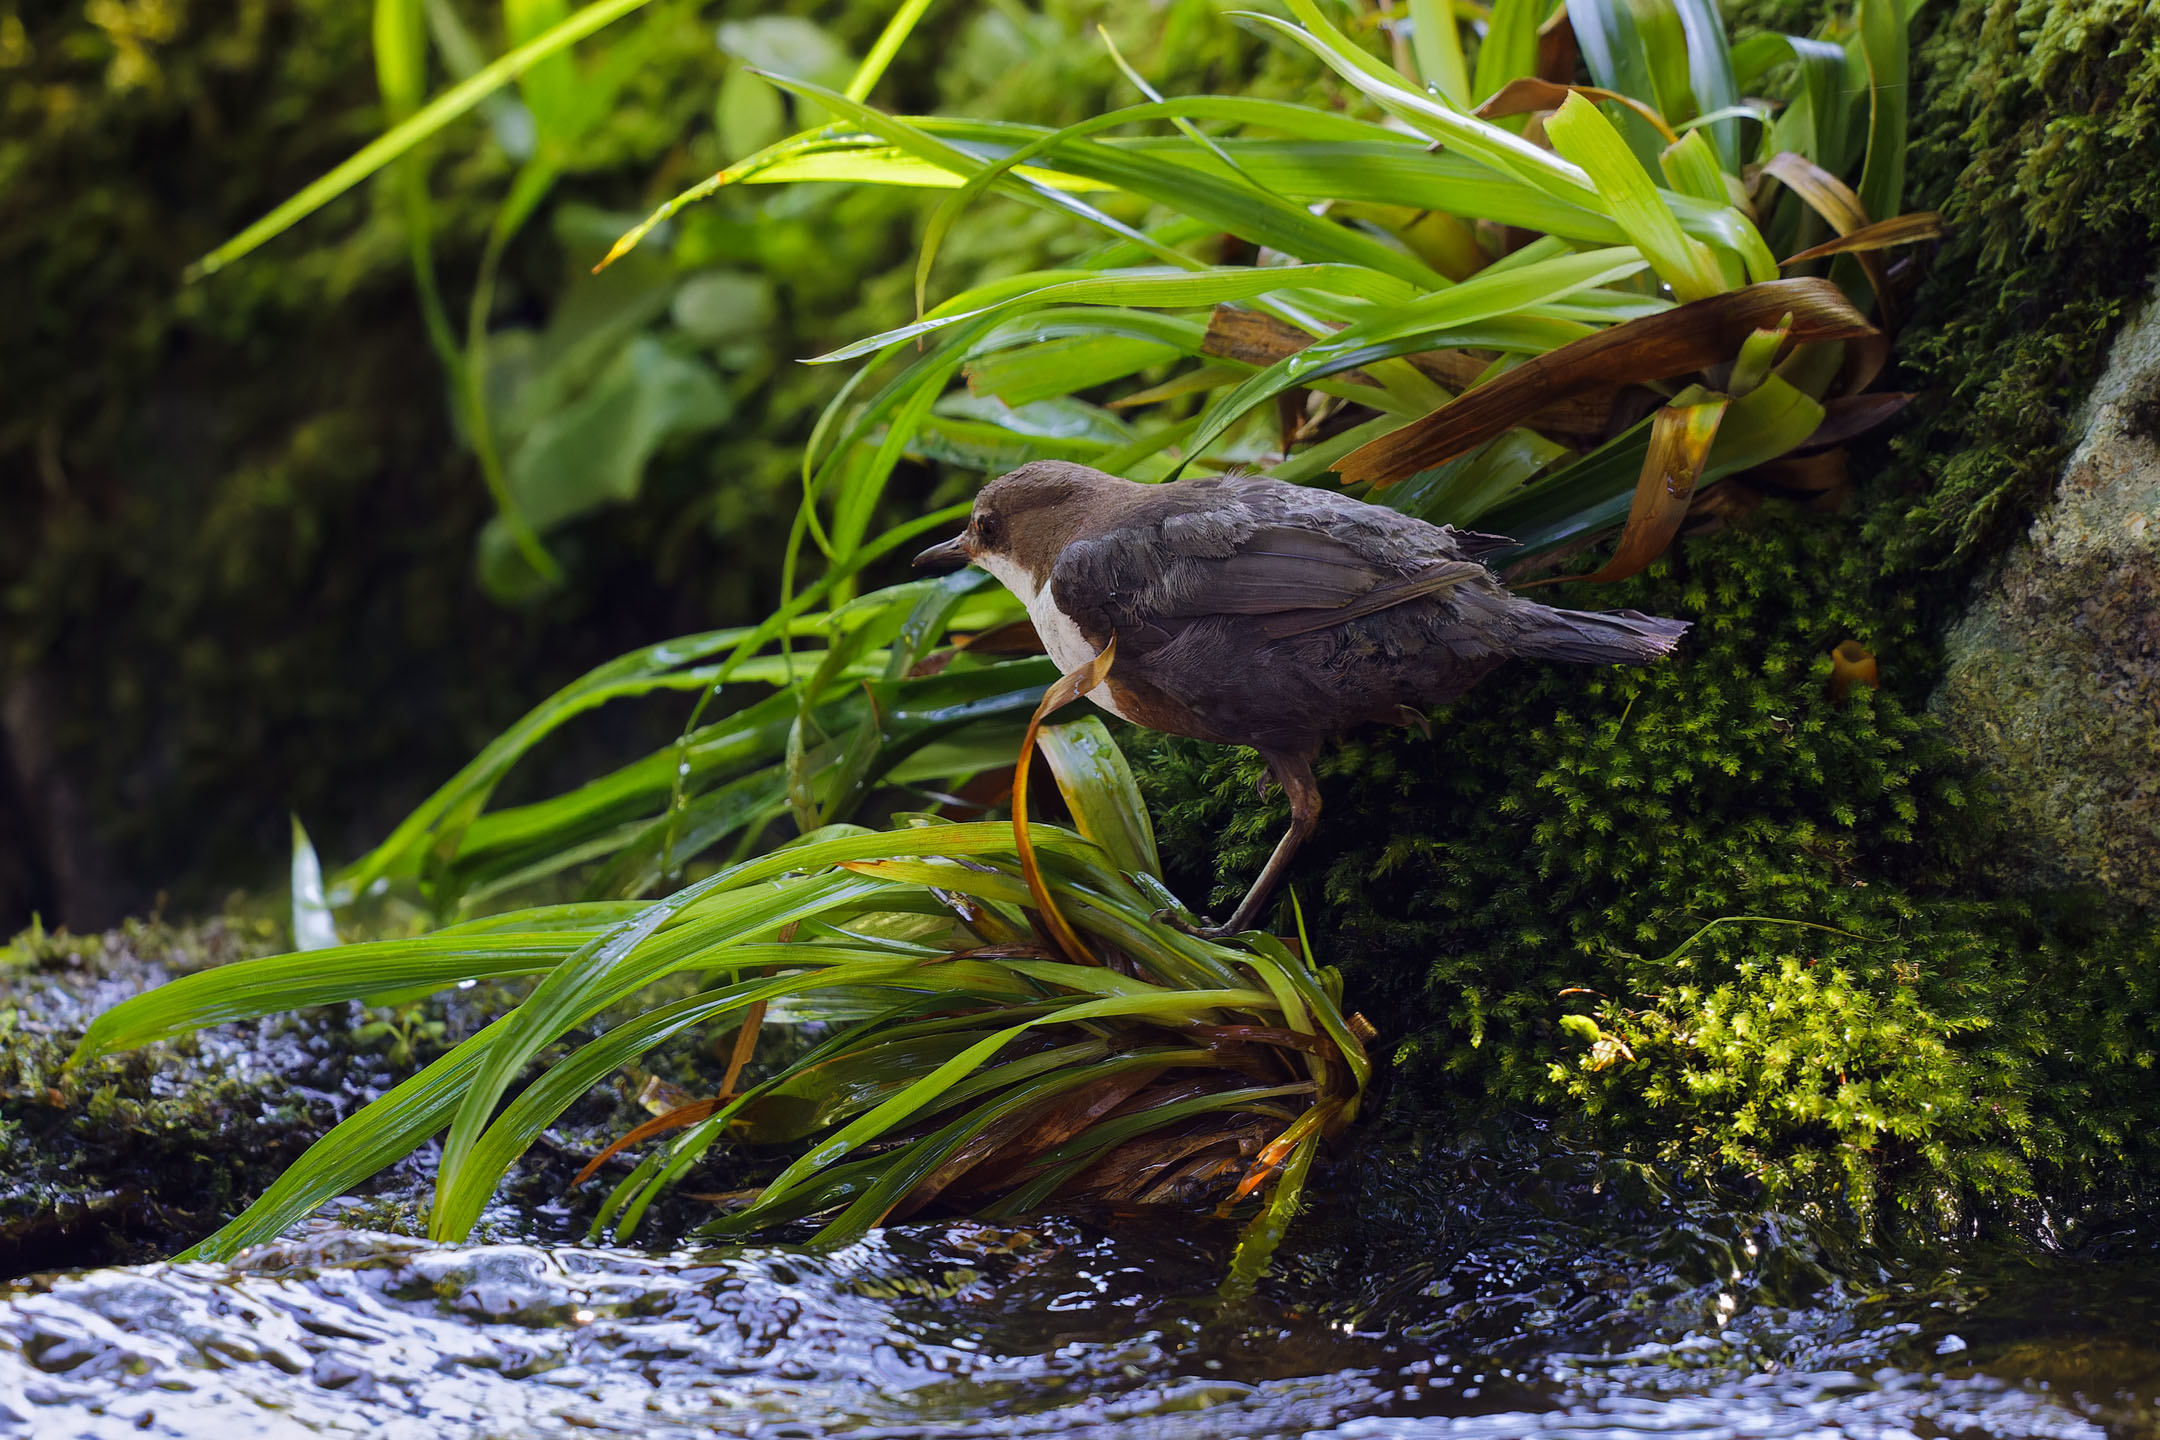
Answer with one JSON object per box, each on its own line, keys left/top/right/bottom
{"left": 1933, "top": 276, "right": 2160, "bottom": 909}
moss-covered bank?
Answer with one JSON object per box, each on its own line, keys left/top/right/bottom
{"left": 1139, "top": 0, "right": 2160, "bottom": 1225}
{"left": 0, "top": 917, "right": 746, "bottom": 1275}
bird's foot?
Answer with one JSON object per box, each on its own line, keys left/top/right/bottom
{"left": 1153, "top": 907, "right": 1244, "bottom": 940}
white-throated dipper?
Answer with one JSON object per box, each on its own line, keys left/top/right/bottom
{"left": 915, "top": 460, "right": 1690, "bottom": 935}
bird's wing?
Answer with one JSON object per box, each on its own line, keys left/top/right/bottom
{"left": 1049, "top": 505, "right": 1494, "bottom": 649}
{"left": 1155, "top": 524, "right": 1394, "bottom": 615}
{"left": 1257, "top": 560, "right": 1491, "bottom": 638}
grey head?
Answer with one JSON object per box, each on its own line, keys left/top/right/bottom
{"left": 911, "top": 461, "right": 1137, "bottom": 588}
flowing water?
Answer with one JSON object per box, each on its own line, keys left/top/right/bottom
{"left": 4, "top": 1132, "right": 2154, "bottom": 1440}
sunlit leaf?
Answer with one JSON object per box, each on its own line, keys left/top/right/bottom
{"left": 1543, "top": 93, "right": 1724, "bottom": 302}
{"left": 191, "top": 0, "right": 662, "bottom": 278}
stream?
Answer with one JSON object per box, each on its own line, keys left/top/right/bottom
{"left": 4, "top": 1131, "right": 2154, "bottom": 1439}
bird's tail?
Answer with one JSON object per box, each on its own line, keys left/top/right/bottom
{"left": 1507, "top": 603, "right": 1691, "bottom": 665}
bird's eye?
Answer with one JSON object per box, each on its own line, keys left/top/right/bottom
{"left": 975, "top": 513, "right": 1001, "bottom": 546}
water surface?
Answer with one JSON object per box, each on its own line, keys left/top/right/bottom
{"left": 5, "top": 1137, "right": 2152, "bottom": 1439}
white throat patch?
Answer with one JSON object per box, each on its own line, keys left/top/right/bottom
{"left": 973, "top": 554, "right": 1130, "bottom": 721}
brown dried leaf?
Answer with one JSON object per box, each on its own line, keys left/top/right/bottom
{"left": 1474, "top": 76, "right": 1677, "bottom": 143}
{"left": 1528, "top": 395, "right": 1729, "bottom": 587}
{"left": 1759, "top": 152, "right": 1898, "bottom": 329}
{"left": 1536, "top": 6, "right": 1579, "bottom": 84}
{"left": 1339, "top": 278, "right": 1875, "bottom": 487}
{"left": 1781, "top": 210, "right": 1945, "bottom": 266}
{"left": 1205, "top": 308, "right": 1628, "bottom": 443}
{"left": 1201, "top": 307, "right": 1374, "bottom": 383}
{"left": 571, "top": 1098, "right": 722, "bottom": 1189}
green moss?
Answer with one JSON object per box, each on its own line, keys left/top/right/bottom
{"left": 1867, "top": 0, "right": 2160, "bottom": 569}
{"left": 1136, "top": 514, "right": 2160, "bottom": 1220}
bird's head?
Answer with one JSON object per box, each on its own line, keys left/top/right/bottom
{"left": 912, "top": 461, "right": 1132, "bottom": 593}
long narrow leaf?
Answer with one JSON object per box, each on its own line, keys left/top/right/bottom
{"left": 191, "top": 0, "right": 659, "bottom": 277}
{"left": 1338, "top": 277, "right": 1873, "bottom": 486}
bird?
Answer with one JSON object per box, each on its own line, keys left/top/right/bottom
{"left": 913, "top": 460, "right": 1690, "bottom": 937}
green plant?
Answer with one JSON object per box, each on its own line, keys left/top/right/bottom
{"left": 77, "top": 717, "right": 1368, "bottom": 1284}
{"left": 607, "top": 0, "right": 1929, "bottom": 601}
{"left": 1136, "top": 515, "right": 2160, "bottom": 1218}
{"left": 218, "top": 0, "right": 1936, "bottom": 912}
{"left": 96, "top": 0, "right": 1948, "bottom": 1250}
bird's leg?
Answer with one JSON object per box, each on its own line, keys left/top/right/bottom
{"left": 1172, "top": 750, "right": 1320, "bottom": 939}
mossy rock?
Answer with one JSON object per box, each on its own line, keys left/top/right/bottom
{"left": 1933, "top": 278, "right": 2160, "bottom": 909}
{"left": 0, "top": 918, "right": 750, "bottom": 1274}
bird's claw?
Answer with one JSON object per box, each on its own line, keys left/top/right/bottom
{"left": 1152, "top": 905, "right": 1221, "bottom": 937}
{"left": 1154, "top": 907, "right": 1240, "bottom": 940}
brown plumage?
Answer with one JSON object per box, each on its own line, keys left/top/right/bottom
{"left": 916, "top": 461, "right": 1689, "bottom": 935}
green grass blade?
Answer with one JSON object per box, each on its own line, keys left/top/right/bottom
{"left": 1669, "top": 0, "right": 1743, "bottom": 170}
{"left": 1407, "top": 0, "right": 1469, "bottom": 106}
{"left": 811, "top": 1047, "right": 1195, "bottom": 1244}
{"left": 1472, "top": 0, "right": 1541, "bottom": 108}
{"left": 69, "top": 934, "right": 593, "bottom": 1063}
{"left": 1566, "top": 0, "right": 1673, "bottom": 169}
{"left": 1034, "top": 717, "right": 1160, "bottom": 880}
{"left": 179, "top": 1016, "right": 514, "bottom": 1261}
{"left": 429, "top": 822, "right": 1144, "bottom": 1229}
{"left": 189, "top": 0, "right": 660, "bottom": 278}
{"left": 332, "top": 624, "right": 773, "bottom": 899}
{"left": 1544, "top": 93, "right": 1726, "bottom": 302}
{"left": 1179, "top": 247, "right": 1649, "bottom": 465}
{"left": 1247, "top": 3, "right": 1601, "bottom": 211}
{"left": 1854, "top": 0, "right": 1908, "bottom": 224}
{"left": 1219, "top": 1124, "right": 1321, "bottom": 1306}
{"left": 741, "top": 986, "right": 1273, "bottom": 1219}
{"left": 605, "top": 994, "right": 1032, "bottom": 1238}
{"left": 846, "top": 0, "right": 936, "bottom": 102}
{"left": 813, "top": 266, "right": 1415, "bottom": 364}
{"left": 436, "top": 958, "right": 1032, "bottom": 1239}
{"left": 967, "top": 335, "right": 1184, "bottom": 408}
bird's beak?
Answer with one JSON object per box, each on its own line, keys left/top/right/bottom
{"left": 912, "top": 533, "right": 972, "bottom": 572}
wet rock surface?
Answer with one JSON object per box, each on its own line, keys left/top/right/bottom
{"left": 0, "top": 919, "right": 365, "bottom": 1277}
{"left": 1934, "top": 274, "right": 2160, "bottom": 910}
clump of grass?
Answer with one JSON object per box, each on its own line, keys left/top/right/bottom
{"left": 75, "top": 716, "right": 1366, "bottom": 1278}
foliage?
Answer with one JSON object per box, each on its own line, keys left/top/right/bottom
{"left": 1794, "top": 0, "right": 2160, "bottom": 571}
{"left": 0, "top": 0, "right": 740, "bottom": 928}
{"left": 610, "top": 0, "right": 1925, "bottom": 601}
{"left": 0, "top": 0, "right": 1308, "bottom": 930}
{"left": 77, "top": 727, "right": 1369, "bottom": 1276}
{"left": 250, "top": 0, "right": 1924, "bottom": 920}
{"left": 63, "top": 0, "right": 2160, "bottom": 1247}
{"left": 82, "top": 0, "right": 1973, "bottom": 1253}
{"left": 1136, "top": 513, "right": 2160, "bottom": 1218}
